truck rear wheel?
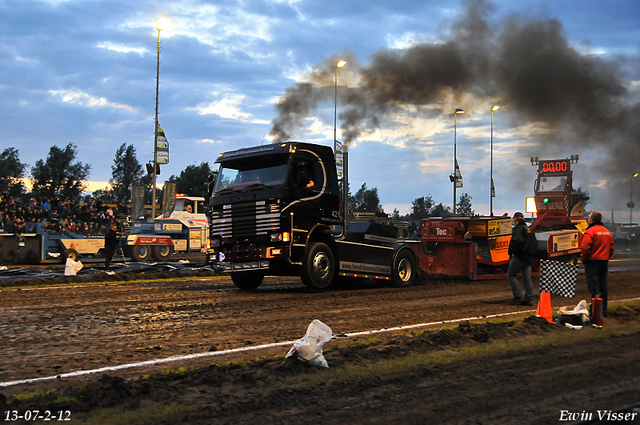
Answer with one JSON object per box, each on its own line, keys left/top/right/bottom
{"left": 231, "top": 272, "right": 264, "bottom": 290}
{"left": 392, "top": 250, "right": 417, "bottom": 288}
{"left": 301, "top": 242, "right": 335, "bottom": 290}
{"left": 151, "top": 245, "right": 174, "bottom": 261}
{"left": 131, "top": 245, "right": 151, "bottom": 262}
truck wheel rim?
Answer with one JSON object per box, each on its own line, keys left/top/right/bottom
{"left": 398, "top": 258, "right": 412, "bottom": 282}
{"left": 312, "top": 252, "right": 330, "bottom": 279}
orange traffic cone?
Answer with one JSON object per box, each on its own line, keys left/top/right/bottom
{"left": 536, "top": 291, "right": 552, "bottom": 323}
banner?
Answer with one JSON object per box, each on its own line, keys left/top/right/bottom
{"left": 491, "top": 178, "right": 495, "bottom": 197}
{"left": 162, "top": 182, "right": 177, "bottom": 218}
{"left": 455, "top": 159, "right": 463, "bottom": 188}
{"left": 335, "top": 141, "right": 343, "bottom": 180}
{"left": 156, "top": 124, "right": 169, "bottom": 164}
{"left": 539, "top": 259, "right": 578, "bottom": 297}
{"left": 130, "top": 184, "right": 145, "bottom": 221}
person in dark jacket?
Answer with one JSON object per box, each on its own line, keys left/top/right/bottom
{"left": 104, "top": 222, "right": 120, "bottom": 270}
{"left": 507, "top": 212, "right": 534, "bottom": 306}
{"left": 580, "top": 211, "right": 614, "bottom": 316}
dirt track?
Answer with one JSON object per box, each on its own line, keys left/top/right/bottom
{"left": 1, "top": 255, "right": 639, "bottom": 424}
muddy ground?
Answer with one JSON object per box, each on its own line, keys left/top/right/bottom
{"left": 1, "top": 254, "right": 639, "bottom": 424}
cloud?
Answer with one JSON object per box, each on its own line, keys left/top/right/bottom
{"left": 96, "top": 41, "right": 148, "bottom": 56}
{"left": 188, "top": 93, "right": 269, "bottom": 124}
{"left": 119, "top": 2, "right": 274, "bottom": 60}
{"left": 49, "top": 89, "right": 136, "bottom": 111}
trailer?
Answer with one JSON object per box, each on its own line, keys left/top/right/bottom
{"left": 413, "top": 157, "right": 585, "bottom": 280}
{"left": 0, "top": 224, "right": 110, "bottom": 264}
{"left": 125, "top": 196, "right": 209, "bottom": 262}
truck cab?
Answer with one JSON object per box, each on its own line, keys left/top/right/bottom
{"left": 208, "top": 142, "right": 418, "bottom": 290}
{"left": 208, "top": 142, "right": 342, "bottom": 288}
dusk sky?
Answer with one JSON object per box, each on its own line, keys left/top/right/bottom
{"left": 2, "top": 0, "right": 639, "bottom": 220}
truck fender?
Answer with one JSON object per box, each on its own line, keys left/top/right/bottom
{"left": 304, "top": 224, "right": 335, "bottom": 251}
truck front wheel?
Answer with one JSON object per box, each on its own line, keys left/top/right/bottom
{"left": 151, "top": 245, "right": 174, "bottom": 261}
{"left": 301, "top": 242, "right": 335, "bottom": 290}
{"left": 231, "top": 272, "right": 264, "bottom": 290}
{"left": 131, "top": 245, "right": 151, "bottom": 262}
{"left": 392, "top": 250, "right": 417, "bottom": 288}
{"left": 63, "top": 249, "right": 79, "bottom": 262}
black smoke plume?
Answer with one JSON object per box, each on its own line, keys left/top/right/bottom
{"left": 270, "top": 0, "right": 639, "bottom": 206}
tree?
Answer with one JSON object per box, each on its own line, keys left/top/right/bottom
{"left": 31, "top": 143, "right": 91, "bottom": 200}
{"left": 431, "top": 203, "right": 451, "bottom": 217}
{"left": 0, "top": 147, "right": 27, "bottom": 197}
{"left": 166, "top": 162, "right": 213, "bottom": 197}
{"left": 411, "top": 195, "right": 434, "bottom": 219}
{"left": 349, "top": 183, "right": 382, "bottom": 213}
{"left": 110, "top": 143, "right": 144, "bottom": 203}
{"left": 457, "top": 193, "right": 475, "bottom": 216}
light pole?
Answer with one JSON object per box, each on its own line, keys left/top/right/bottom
{"left": 490, "top": 105, "right": 499, "bottom": 217}
{"left": 452, "top": 108, "right": 464, "bottom": 215}
{"left": 629, "top": 172, "right": 639, "bottom": 224}
{"left": 152, "top": 19, "right": 166, "bottom": 222}
{"left": 334, "top": 59, "right": 347, "bottom": 154}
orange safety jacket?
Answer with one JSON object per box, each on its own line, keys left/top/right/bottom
{"left": 580, "top": 222, "right": 614, "bottom": 262}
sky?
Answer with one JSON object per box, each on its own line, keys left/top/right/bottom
{"left": 1, "top": 0, "right": 639, "bottom": 221}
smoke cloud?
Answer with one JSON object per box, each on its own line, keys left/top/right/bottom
{"left": 270, "top": 0, "right": 639, "bottom": 204}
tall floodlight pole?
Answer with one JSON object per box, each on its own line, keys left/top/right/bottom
{"left": 490, "top": 105, "right": 500, "bottom": 217}
{"left": 152, "top": 20, "right": 165, "bottom": 222}
{"left": 630, "top": 172, "right": 639, "bottom": 224}
{"left": 452, "top": 109, "right": 464, "bottom": 215}
{"left": 334, "top": 59, "right": 347, "bottom": 154}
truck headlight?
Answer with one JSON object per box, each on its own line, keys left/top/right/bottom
{"left": 270, "top": 232, "right": 290, "bottom": 243}
{"left": 270, "top": 233, "right": 282, "bottom": 242}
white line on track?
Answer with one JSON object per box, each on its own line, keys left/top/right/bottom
{"left": 3, "top": 297, "right": 639, "bottom": 388}
{"left": 0, "top": 309, "right": 534, "bottom": 388}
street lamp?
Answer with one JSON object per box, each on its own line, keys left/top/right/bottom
{"left": 451, "top": 108, "right": 464, "bottom": 215}
{"left": 334, "top": 59, "right": 347, "bottom": 154}
{"left": 152, "top": 19, "right": 167, "bottom": 222}
{"left": 629, "top": 172, "right": 639, "bottom": 224}
{"left": 490, "top": 105, "right": 499, "bottom": 217}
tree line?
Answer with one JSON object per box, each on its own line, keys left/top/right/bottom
{"left": 1, "top": 144, "right": 475, "bottom": 218}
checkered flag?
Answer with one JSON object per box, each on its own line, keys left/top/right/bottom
{"left": 539, "top": 259, "right": 578, "bottom": 297}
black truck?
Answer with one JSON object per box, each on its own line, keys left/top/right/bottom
{"left": 207, "top": 142, "right": 418, "bottom": 290}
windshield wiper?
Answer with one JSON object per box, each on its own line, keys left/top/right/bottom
{"left": 215, "top": 188, "right": 235, "bottom": 195}
{"left": 244, "top": 183, "right": 273, "bottom": 190}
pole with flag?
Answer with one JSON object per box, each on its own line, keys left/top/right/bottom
{"left": 455, "top": 159, "right": 463, "bottom": 188}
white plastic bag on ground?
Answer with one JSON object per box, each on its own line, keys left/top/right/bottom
{"left": 64, "top": 258, "right": 83, "bottom": 276}
{"left": 558, "top": 299, "right": 589, "bottom": 316}
{"left": 557, "top": 299, "right": 590, "bottom": 327}
{"left": 286, "top": 319, "right": 332, "bottom": 368}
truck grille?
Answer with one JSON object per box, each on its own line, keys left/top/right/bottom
{"left": 210, "top": 200, "right": 281, "bottom": 239}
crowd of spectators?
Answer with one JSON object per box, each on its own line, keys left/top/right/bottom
{"left": 0, "top": 191, "right": 129, "bottom": 236}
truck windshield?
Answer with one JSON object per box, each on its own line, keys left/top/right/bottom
{"left": 538, "top": 175, "right": 568, "bottom": 192}
{"left": 214, "top": 155, "right": 289, "bottom": 192}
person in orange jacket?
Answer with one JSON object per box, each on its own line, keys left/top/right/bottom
{"left": 580, "top": 211, "right": 615, "bottom": 316}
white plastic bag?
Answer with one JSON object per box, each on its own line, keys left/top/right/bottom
{"left": 64, "top": 258, "right": 83, "bottom": 276}
{"left": 286, "top": 319, "right": 332, "bottom": 368}
{"left": 558, "top": 299, "right": 589, "bottom": 316}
